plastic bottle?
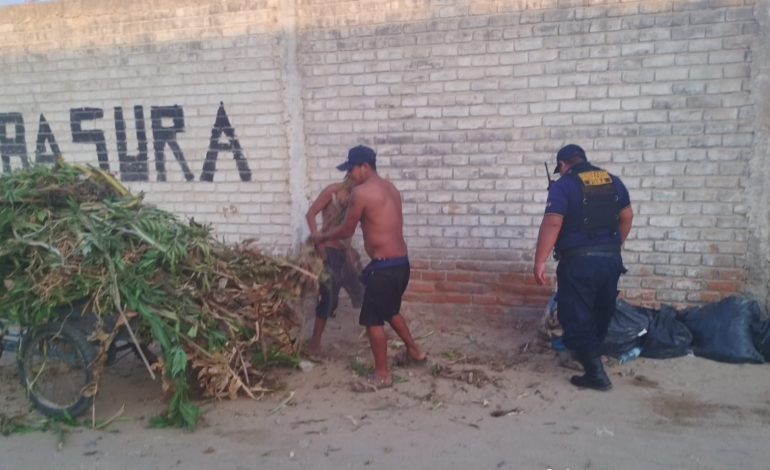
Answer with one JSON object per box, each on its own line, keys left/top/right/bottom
{"left": 618, "top": 347, "right": 642, "bottom": 364}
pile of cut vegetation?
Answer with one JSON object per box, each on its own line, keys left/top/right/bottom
{"left": 0, "top": 161, "right": 321, "bottom": 429}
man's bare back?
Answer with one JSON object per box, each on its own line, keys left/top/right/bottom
{"left": 352, "top": 175, "right": 407, "bottom": 260}
{"left": 318, "top": 183, "right": 352, "bottom": 251}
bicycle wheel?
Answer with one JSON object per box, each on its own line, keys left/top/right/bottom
{"left": 17, "top": 322, "right": 96, "bottom": 418}
{"left": 0, "top": 319, "right": 4, "bottom": 361}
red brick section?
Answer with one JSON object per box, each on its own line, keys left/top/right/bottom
{"left": 406, "top": 259, "right": 554, "bottom": 314}
{"left": 406, "top": 259, "right": 746, "bottom": 312}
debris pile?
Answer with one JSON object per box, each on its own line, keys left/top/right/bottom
{"left": 0, "top": 162, "right": 322, "bottom": 429}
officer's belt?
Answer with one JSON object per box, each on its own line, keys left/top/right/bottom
{"left": 558, "top": 244, "right": 621, "bottom": 259}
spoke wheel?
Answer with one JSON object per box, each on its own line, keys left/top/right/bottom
{"left": 17, "top": 322, "right": 96, "bottom": 418}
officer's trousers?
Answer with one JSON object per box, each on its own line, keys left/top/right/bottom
{"left": 556, "top": 254, "right": 624, "bottom": 354}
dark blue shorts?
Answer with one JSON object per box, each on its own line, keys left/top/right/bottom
{"left": 359, "top": 262, "right": 410, "bottom": 326}
{"left": 315, "top": 248, "right": 346, "bottom": 319}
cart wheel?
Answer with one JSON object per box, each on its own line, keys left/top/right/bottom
{"left": 0, "top": 319, "right": 4, "bottom": 361}
{"left": 136, "top": 344, "right": 158, "bottom": 366}
{"left": 17, "top": 322, "right": 96, "bottom": 418}
{"left": 105, "top": 341, "right": 118, "bottom": 366}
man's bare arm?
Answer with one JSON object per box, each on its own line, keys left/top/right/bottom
{"left": 533, "top": 214, "right": 563, "bottom": 285}
{"left": 618, "top": 206, "right": 633, "bottom": 244}
{"left": 306, "top": 184, "right": 339, "bottom": 237}
{"left": 319, "top": 188, "right": 364, "bottom": 243}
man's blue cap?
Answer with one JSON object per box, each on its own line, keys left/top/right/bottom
{"left": 337, "top": 145, "right": 376, "bottom": 171}
{"left": 554, "top": 144, "right": 586, "bottom": 173}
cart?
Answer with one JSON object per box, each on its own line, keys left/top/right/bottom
{"left": 0, "top": 298, "right": 153, "bottom": 418}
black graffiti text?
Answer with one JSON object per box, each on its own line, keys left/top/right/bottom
{"left": 0, "top": 103, "right": 252, "bottom": 182}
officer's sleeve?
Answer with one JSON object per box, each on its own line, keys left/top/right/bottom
{"left": 614, "top": 177, "right": 631, "bottom": 211}
{"left": 544, "top": 182, "right": 568, "bottom": 217}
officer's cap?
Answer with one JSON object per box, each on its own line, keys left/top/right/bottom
{"left": 554, "top": 144, "right": 586, "bottom": 174}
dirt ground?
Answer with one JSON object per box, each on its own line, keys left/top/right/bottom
{"left": 1, "top": 298, "right": 769, "bottom": 470}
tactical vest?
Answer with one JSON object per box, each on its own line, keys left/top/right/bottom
{"left": 567, "top": 164, "right": 620, "bottom": 237}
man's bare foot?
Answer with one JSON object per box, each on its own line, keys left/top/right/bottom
{"left": 408, "top": 346, "right": 427, "bottom": 362}
{"left": 393, "top": 349, "right": 428, "bottom": 367}
{"left": 304, "top": 345, "right": 324, "bottom": 358}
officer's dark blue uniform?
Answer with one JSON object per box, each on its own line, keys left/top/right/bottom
{"left": 544, "top": 145, "right": 631, "bottom": 390}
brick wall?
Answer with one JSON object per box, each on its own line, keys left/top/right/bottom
{"left": 1, "top": 0, "right": 768, "bottom": 312}
{"left": 0, "top": 0, "right": 294, "bottom": 250}
{"left": 297, "top": 0, "right": 763, "bottom": 312}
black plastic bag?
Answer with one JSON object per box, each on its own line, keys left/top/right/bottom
{"left": 601, "top": 299, "right": 651, "bottom": 358}
{"left": 640, "top": 306, "right": 692, "bottom": 359}
{"left": 677, "top": 296, "right": 764, "bottom": 364}
{"left": 752, "top": 320, "right": 770, "bottom": 361}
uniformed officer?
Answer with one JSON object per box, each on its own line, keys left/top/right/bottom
{"left": 533, "top": 144, "right": 633, "bottom": 391}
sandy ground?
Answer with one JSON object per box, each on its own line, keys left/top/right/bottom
{"left": 1, "top": 298, "right": 769, "bottom": 470}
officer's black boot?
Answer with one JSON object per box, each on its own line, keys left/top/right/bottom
{"left": 570, "top": 349, "right": 612, "bottom": 391}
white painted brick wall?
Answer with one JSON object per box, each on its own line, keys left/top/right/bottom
{"left": 0, "top": 0, "right": 292, "bottom": 249}
{"left": 296, "top": 0, "right": 761, "bottom": 306}
{"left": 0, "top": 0, "right": 767, "bottom": 307}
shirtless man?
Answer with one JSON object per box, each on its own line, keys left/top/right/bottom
{"left": 315, "top": 145, "right": 427, "bottom": 392}
{"left": 305, "top": 177, "right": 364, "bottom": 356}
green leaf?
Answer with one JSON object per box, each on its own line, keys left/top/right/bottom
{"left": 146, "top": 314, "right": 170, "bottom": 350}
{"left": 170, "top": 347, "right": 187, "bottom": 377}
{"left": 34, "top": 210, "right": 48, "bottom": 222}
{"left": 351, "top": 362, "right": 373, "bottom": 376}
{"left": 179, "top": 402, "right": 200, "bottom": 430}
